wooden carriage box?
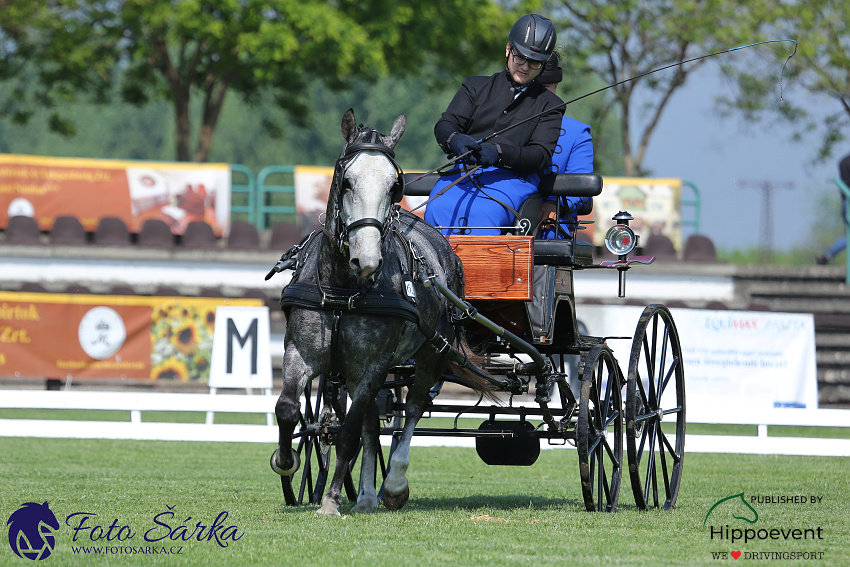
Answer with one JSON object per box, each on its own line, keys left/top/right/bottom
{"left": 447, "top": 235, "right": 533, "bottom": 301}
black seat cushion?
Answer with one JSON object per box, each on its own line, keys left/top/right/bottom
{"left": 533, "top": 238, "right": 593, "bottom": 266}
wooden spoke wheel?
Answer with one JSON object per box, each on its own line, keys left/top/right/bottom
{"left": 626, "top": 304, "right": 686, "bottom": 510}
{"left": 282, "top": 375, "right": 358, "bottom": 506}
{"left": 577, "top": 344, "right": 624, "bottom": 512}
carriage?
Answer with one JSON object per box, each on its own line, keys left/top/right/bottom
{"left": 267, "top": 111, "right": 685, "bottom": 515}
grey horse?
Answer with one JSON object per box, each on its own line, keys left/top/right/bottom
{"left": 271, "top": 109, "right": 491, "bottom": 515}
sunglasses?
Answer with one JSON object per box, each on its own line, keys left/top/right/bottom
{"left": 510, "top": 47, "right": 544, "bottom": 70}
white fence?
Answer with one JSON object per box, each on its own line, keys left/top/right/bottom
{"left": 1, "top": 390, "right": 849, "bottom": 457}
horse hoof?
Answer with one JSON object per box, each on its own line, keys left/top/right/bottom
{"left": 352, "top": 495, "right": 378, "bottom": 512}
{"left": 316, "top": 496, "right": 342, "bottom": 516}
{"left": 270, "top": 448, "right": 300, "bottom": 476}
{"left": 382, "top": 486, "right": 410, "bottom": 511}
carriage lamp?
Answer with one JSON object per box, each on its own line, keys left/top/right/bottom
{"left": 604, "top": 212, "right": 638, "bottom": 257}
{"left": 604, "top": 211, "right": 638, "bottom": 298}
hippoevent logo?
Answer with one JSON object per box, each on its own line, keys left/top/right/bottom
{"left": 5, "top": 502, "right": 243, "bottom": 560}
{"left": 6, "top": 502, "right": 60, "bottom": 561}
{"left": 705, "top": 492, "right": 826, "bottom": 561}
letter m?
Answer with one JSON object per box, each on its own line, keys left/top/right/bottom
{"left": 226, "top": 318, "right": 258, "bottom": 374}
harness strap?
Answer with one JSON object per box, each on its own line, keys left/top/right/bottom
{"left": 346, "top": 217, "right": 385, "bottom": 232}
{"left": 281, "top": 282, "right": 420, "bottom": 324}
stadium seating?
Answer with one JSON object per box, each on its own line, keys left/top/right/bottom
{"left": 5, "top": 216, "right": 41, "bottom": 245}
{"left": 50, "top": 216, "right": 87, "bottom": 246}
{"left": 181, "top": 221, "right": 217, "bottom": 249}
{"left": 683, "top": 234, "right": 717, "bottom": 262}
{"left": 641, "top": 233, "right": 677, "bottom": 262}
{"left": 138, "top": 219, "right": 175, "bottom": 248}
{"left": 94, "top": 217, "right": 132, "bottom": 247}
{"left": 269, "top": 222, "right": 302, "bottom": 251}
{"left": 227, "top": 220, "right": 261, "bottom": 250}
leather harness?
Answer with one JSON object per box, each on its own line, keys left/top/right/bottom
{"left": 279, "top": 134, "right": 477, "bottom": 381}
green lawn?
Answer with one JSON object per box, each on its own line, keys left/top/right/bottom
{"left": 0, "top": 436, "right": 847, "bottom": 566}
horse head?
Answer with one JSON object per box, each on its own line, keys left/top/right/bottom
{"left": 332, "top": 108, "right": 406, "bottom": 280}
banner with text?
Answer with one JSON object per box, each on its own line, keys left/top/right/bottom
{"left": 0, "top": 293, "right": 262, "bottom": 381}
{"left": 576, "top": 305, "right": 818, "bottom": 413}
{"left": 0, "top": 154, "right": 232, "bottom": 235}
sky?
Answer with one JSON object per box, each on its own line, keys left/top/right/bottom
{"left": 636, "top": 64, "right": 845, "bottom": 252}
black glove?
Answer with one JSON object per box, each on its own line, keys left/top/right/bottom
{"left": 474, "top": 142, "right": 501, "bottom": 167}
{"left": 448, "top": 132, "right": 480, "bottom": 158}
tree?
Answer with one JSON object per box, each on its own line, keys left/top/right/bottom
{"left": 716, "top": 0, "right": 850, "bottom": 163}
{"left": 0, "top": 0, "right": 516, "bottom": 162}
{"left": 539, "top": 0, "right": 771, "bottom": 176}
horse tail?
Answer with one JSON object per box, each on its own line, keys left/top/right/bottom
{"left": 445, "top": 328, "right": 501, "bottom": 403}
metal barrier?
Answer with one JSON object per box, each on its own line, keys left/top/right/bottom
{"left": 230, "top": 163, "right": 257, "bottom": 225}
{"left": 256, "top": 165, "right": 296, "bottom": 230}
{"left": 681, "top": 180, "right": 701, "bottom": 236}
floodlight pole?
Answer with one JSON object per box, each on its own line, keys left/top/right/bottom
{"left": 832, "top": 176, "right": 850, "bottom": 284}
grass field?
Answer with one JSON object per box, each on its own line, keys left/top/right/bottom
{"left": 1, "top": 433, "right": 848, "bottom": 566}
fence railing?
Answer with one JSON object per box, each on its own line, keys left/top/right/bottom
{"left": 2, "top": 391, "right": 848, "bottom": 457}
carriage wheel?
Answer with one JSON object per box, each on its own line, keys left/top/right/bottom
{"left": 626, "top": 304, "right": 685, "bottom": 510}
{"left": 576, "top": 344, "right": 623, "bottom": 512}
{"left": 281, "top": 375, "right": 358, "bottom": 506}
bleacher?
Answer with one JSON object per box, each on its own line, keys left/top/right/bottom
{"left": 0, "top": 215, "right": 300, "bottom": 331}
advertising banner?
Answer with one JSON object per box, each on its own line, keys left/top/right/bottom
{"left": 582, "top": 177, "right": 682, "bottom": 250}
{"left": 294, "top": 165, "right": 425, "bottom": 234}
{"left": 576, "top": 305, "right": 819, "bottom": 414}
{"left": 0, "top": 292, "right": 261, "bottom": 381}
{"left": 0, "top": 153, "right": 232, "bottom": 235}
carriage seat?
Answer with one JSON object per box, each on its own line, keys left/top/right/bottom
{"left": 403, "top": 172, "right": 601, "bottom": 267}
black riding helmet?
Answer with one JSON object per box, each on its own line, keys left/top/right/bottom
{"left": 508, "top": 14, "right": 557, "bottom": 63}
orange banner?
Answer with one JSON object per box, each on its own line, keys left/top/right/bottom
{"left": 0, "top": 293, "right": 261, "bottom": 381}
{"left": 0, "top": 154, "right": 232, "bottom": 235}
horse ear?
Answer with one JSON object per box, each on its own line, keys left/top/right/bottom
{"left": 383, "top": 114, "right": 407, "bottom": 149}
{"left": 341, "top": 109, "right": 357, "bottom": 143}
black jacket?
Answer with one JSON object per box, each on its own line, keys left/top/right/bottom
{"left": 435, "top": 71, "right": 564, "bottom": 175}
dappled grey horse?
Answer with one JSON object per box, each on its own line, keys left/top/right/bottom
{"left": 270, "top": 109, "right": 490, "bottom": 515}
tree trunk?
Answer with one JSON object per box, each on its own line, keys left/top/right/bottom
{"left": 174, "top": 88, "right": 192, "bottom": 162}
{"left": 193, "top": 78, "right": 229, "bottom": 163}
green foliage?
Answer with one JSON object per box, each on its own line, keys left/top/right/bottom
{"left": 717, "top": 0, "right": 850, "bottom": 163}
{"left": 716, "top": 246, "right": 829, "bottom": 266}
{"left": 0, "top": 66, "right": 626, "bottom": 176}
{"left": 541, "top": 0, "right": 765, "bottom": 176}
{"left": 0, "top": 0, "right": 517, "bottom": 162}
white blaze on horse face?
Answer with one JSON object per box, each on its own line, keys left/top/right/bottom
{"left": 342, "top": 152, "right": 396, "bottom": 278}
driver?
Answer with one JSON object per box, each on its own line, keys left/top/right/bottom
{"left": 424, "top": 14, "right": 564, "bottom": 235}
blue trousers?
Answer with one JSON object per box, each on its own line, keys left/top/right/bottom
{"left": 424, "top": 167, "right": 539, "bottom": 235}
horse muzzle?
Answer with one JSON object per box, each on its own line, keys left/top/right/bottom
{"left": 345, "top": 218, "right": 385, "bottom": 279}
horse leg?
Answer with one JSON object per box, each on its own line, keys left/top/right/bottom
{"left": 352, "top": 400, "right": 380, "bottom": 512}
{"left": 317, "top": 392, "right": 372, "bottom": 516}
{"left": 382, "top": 370, "right": 437, "bottom": 511}
{"left": 271, "top": 345, "right": 312, "bottom": 476}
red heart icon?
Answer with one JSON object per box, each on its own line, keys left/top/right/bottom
{"left": 731, "top": 551, "right": 742, "bottom": 559}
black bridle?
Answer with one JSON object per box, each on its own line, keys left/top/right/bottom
{"left": 328, "top": 128, "right": 405, "bottom": 251}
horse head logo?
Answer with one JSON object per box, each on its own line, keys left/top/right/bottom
{"left": 6, "top": 502, "right": 60, "bottom": 561}
{"left": 703, "top": 492, "right": 759, "bottom": 527}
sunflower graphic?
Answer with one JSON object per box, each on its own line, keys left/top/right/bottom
{"left": 151, "top": 358, "right": 190, "bottom": 381}
{"left": 171, "top": 323, "right": 199, "bottom": 354}
{"left": 150, "top": 300, "right": 215, "bottom": 381}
